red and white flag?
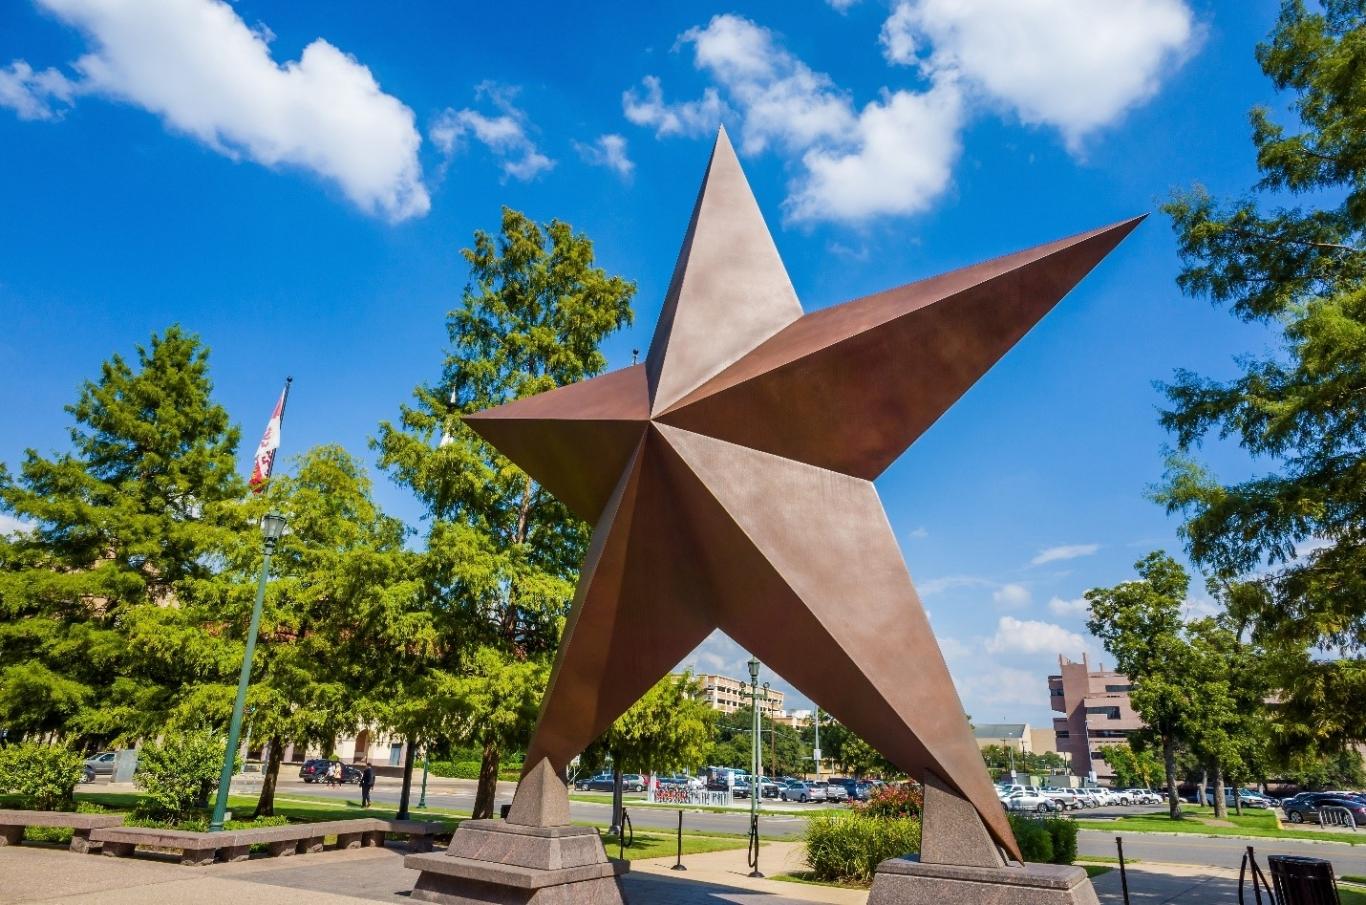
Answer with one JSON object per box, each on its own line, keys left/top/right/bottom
{"left": 249, "top": 379, "right": 291, "bottom": 492}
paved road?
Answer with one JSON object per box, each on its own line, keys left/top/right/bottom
{"left": 271, "top": 777, "right": 1366, "bottom": 875}
{"left": 273, "top": 777, "right": 814, "bottom": 837}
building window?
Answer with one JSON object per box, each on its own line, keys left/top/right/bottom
{"left": 1085, "top": 706, "right": 1121, "bottom": 720}
{"left": 1050, "top": 688, "right": 1064, "bottom": 697}
{"left": 1055, "top": 731, "right": 1070, "bottom": 739}
{"left": 1091, "top": 751, "right": 1107, "bottom": 760}
{"left": 1105, "top": 684, "right": 1133, "bottom": 693}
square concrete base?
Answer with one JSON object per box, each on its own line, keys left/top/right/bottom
{"left": 868, "top": 857, "right": 1100, "bottom": 905}
{"left": 406, "top": 819, "right": 627, "bottom": 905}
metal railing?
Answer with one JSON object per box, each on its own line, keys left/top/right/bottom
{"left": 1321, "top": 807, "right": 1357, "bottom": 831}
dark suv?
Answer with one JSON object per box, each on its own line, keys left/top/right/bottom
{"left": 299, "top": 759, "right": 361, "bottom": 784}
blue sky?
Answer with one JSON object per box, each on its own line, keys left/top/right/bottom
{"left": 0, "top": 0, "right": 1289, "bottom": 729}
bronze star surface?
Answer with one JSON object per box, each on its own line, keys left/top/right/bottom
{"left": 465, "top": 128, "right": 1141, "bottom": 859}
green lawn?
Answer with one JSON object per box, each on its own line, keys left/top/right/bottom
{"left": 1074, "top": 807, "right": 1366, "bottom": 846}
{"left": 597, "top": 830, "right": 749, "bottom": 860}
{"left": 1341, "top": 886, "right": 1366, "bottom": 905}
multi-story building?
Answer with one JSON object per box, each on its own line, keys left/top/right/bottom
{"left": 972, "top": 723, "right": 1032, "bottom": 753}
{"left": 693, "top": 673, "right": 786, "bottom": 716}
{"left": 1048, "top": 654, "right": 1142, "bottom": 784}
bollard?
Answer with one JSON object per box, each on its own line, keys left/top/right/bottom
{"left": 1116, "top": 836, "right": 1131, "bottom": 905}
{"left": 672, "top": 809, "right": 686, "bottom": 871}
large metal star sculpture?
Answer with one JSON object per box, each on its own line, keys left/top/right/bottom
{"left": 466, "top": 128, "right": 1141, "bottom": 861}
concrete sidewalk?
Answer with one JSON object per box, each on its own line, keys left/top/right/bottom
{"left": 0, "top": 841, "right": 1313, "bottom": 905}
{"left": 1091, "top": 861, "right": 1254, "bottom": 903}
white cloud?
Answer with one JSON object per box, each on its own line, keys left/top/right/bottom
{"left": 986, "top": 616, "right": 1085, "bottom": 657}
{"left": 624, "top": 14, "right": 963, "bottom": 224}
{"left": 432, "top": 83, "right": 554, "bottom": 182}
{"left": 0, "top": 60, "right": 77, "bottom": 120}
{"left": 623, "top": 75, "right": 727, "bottom": 138}
{"left": 917, "top": 574, "right": 994, "bottom": 596}
{"left": 1031, "top": 543, "right": 1100, "bottom": 566}
{"left": 826, "top": 0, "right": 861, "bottom": 11}
{"left": 0, "top": 514, "right": 35, "bottom": 536}
{"left": 574, "top": 133, "right": 635, "bottom": 180}
{"left": 879, "top": 3, "right": 918, "bottom": 66}
{"left": 16, "top": 0, "right": 429, "bottom": 221}
{"left": 953, "top": 665, "right": 1045, "bottom": 709}
{"left": 880, "top": 0, "right": 1197, "bottom": 149}
{"left": 627, "top": 4, "right": 1196, "bottom": 222}
{"left": 1048, "top": 595, "right": 1090, "bottom": 617}
{"left": 992, "top": 583, "right": 1031, "bottom": 609}
{"left": 1182, "top": 593, "right": 1221, "bottom": 621}
{"left": 907, "top": 526, "right": 928, "bottom": 540}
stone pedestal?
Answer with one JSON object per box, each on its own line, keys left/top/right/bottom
{"left": 868, "top": 857, "right": 1100, "bottom": 905}
{"left": 405, "top": 759, "right": 628, "bottom": 905}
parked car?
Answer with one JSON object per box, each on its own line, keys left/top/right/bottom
{"left": 824, "top": 781, "right": 849, "bottom": 802}
{"left": 1072, "top": 790, "right": 1102, "bottom": 809}
{"left": 1043, "top": 789, "right": 1082, "bottom": 811}
{"left": 780, "top": 780, "right": 827, "bottom": 803}
{"left": 574, "top": 772, "right": 609, "bottom": 791}
{"left": 80, "top": 764, "right": 96, "bottom": 784}
{"left": 832, "top": 779, "right": 874, "bottom": 801}
{"left": 84, "top": 751, "right": 117, "bottom": 776}
{"left": 298, "top": 759, "right": 361, "bottom": 784}
{"left": 753, "top": 776, "right": 781, "bottom": 799}
{"left": 1002, "top": 789, "right": 1055, "bottom": 813}
{"left": 1283, "top": 794, "right": 1366, "bottom": 825}
{"left": 621, "top": 773, "right": 645, "bottom": 793}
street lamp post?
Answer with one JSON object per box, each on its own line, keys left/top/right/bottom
{"left": 745, "top": 656, "right": 769, "bottom": 878}
{"left": 418, "top": 748, "right": 430, "bottom": 809}
{"left": 210, "top": 512, "right": 287, "bottom": 832}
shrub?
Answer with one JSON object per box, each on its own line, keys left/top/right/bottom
{"left": 855, "top": 784, "right": 923, "bottom": 820}
{"left": 804, "top": 811, "right": 921, "bottom": 886}
{"left": 1007, "top": 815, "right": 1076, "bottom": 864}
{"left": 428, "top": 760, "right": 483, "bottom": 780}
{"left": 0, "top": 742, "right": 85, "bottom": 810}
{"left": 135, "top": 730, "right": 233, "bottom": 822}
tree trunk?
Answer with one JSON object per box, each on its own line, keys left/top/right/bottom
{"left": 1199, "top": 768, "right": 1209, "bottom": 813}
{"left": 397, "top": 741, "right": 417, "bottom": 820}
{"left": 252, "top": 735, "right": 285, "bottom": 818}
{"left": 1212, "top": 761, "right": 1227, "bottom": 819}
{"left": 1234, "top": 779, "right": 1244, "bottom": 816}
{"left": 472, "top": 739, "right": 500, "bottom": 820}
{"left": 1163, "top": 735, "right": 1181, "bottom": 819}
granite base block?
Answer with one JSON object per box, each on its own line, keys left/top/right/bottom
{"left": 868, "top": 857, "right": 1100, "bottom": 905}
{"left": 405, "top": 819, "right": 628, "bottom": 905}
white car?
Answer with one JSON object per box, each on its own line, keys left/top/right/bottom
{"left": 1074, "top": 790, "right": 1103, "bottom": 808}
{"left": 1002, "top": 790, "right": 1056, "bottom": 813}
{"left": 1043, "top": 789, "right": 1082, "bottom": 811}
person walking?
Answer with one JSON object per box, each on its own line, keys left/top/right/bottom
{"left": 360, "top": 761, "right": 375, "bottom": 808}
{"left": 327, "top": 760, "right": 341, "bottom": 788}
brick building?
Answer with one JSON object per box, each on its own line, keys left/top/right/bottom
{"left": 1048, "top": 654, "right": 1142, "bottom": 784}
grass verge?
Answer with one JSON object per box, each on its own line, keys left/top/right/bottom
{"left": 597, "top": 830, "right": 748, "bottom": 860}
{"left": 1075, "top": 811, "right": 1366, "bottom": 845}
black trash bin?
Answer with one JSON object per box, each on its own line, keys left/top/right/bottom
{"left": 1268, "top": 855, "right": 1341, "bottom": 905}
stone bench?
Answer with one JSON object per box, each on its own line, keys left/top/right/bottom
{"left": 89, "top": 817, "right": 447, "bottom": 866}
{"left": 0, "top": 809, "right": 126, "bottom": 854}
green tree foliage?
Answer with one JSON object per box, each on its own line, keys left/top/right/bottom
{"left": 374, "top": 208, "right": 633, "bottom": 818}
{"left": 1159, "top": 1, "right": 1366, "bottom": 750}
{"left": 1100, "top": 743, "right": 1166, "bottom": 790}
{"left": 708, "top": 705, "right": 809, "bottom": 777}
{"left": 980, "top": 745, "right": 1070, "bottom": 780}
{"left": 0, "top": 328, "right": 243, "bottom": 742}
{"left": 136, "top": 730, "right": 233, "bottom": 822}
{"left": 179, "top": 445, "right": 424, "bottom": 817}
{"left": 804, "top": 715, "right": 899, "bottom": 778}
{"left": 1086, "top": 552, "right": 1197, "bottom": 817}
{"left": 586, "top": 673, "right": 716, "bottom": 775}
{"left": 0, "top": 741, "right": 85, "bottom": 810}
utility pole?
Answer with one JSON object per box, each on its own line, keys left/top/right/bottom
{"left": 813, "top": 708, "right": 822, "bottom": 780}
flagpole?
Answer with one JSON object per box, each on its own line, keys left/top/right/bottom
{"left": 210, "top": 378, "right": 292, "bottom": 831}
